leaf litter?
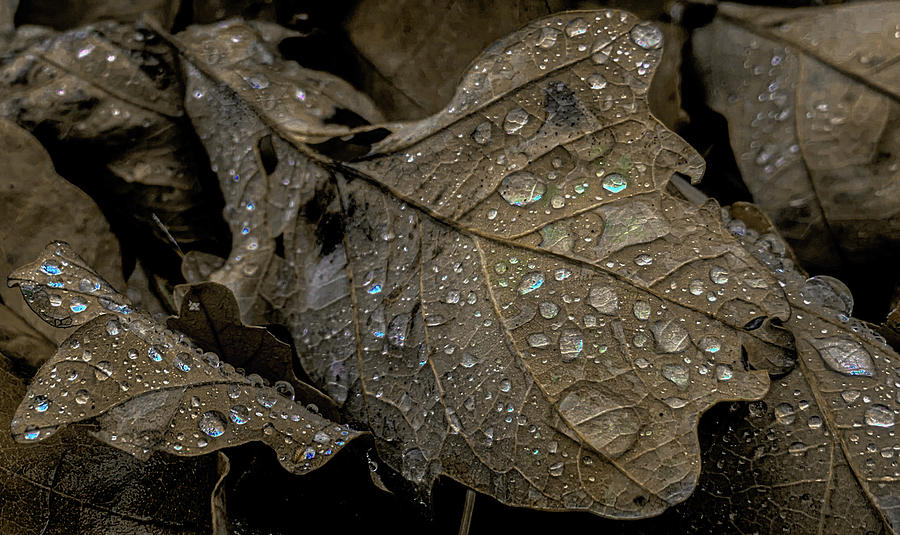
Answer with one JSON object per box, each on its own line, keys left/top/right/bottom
{"left": 2, "top": 3, "right": 900, "bottom": 533}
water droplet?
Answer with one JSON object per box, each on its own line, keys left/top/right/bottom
{"left": 807, "top": 415, "right": 822, "bottom": 429}
{"left": 788, "top": 442, "right": 807, "bottom": 456}
{"left": 499, "top": 172, "right": 545, "bottom": 207}
{"left": 314, "top": 431, "right": 330, "bottom": 444}
{"left": 257, "top": 388, "right": 278, "bottom": 408}
{"left": 148, "top": 346, "right": 163, "bottom": 362}
{"left": 634, "top": 254, "right": 653, "bottom": 266}
{"left": 588, "top": 287, "right": 618, "bottom": 315}
{"left": 74, "top": 389, "right": 90, "bottom": 405}
{"left": 565, "top": 17, "right": 588, "bottom": 37}
{"left": 499, "top": 379, "right": 511, "bottom": 392}
{"left": 865, "top": 405, "right": 895, "bottom": 428}
{"left": 174, "top": 352, "right": 192, "bottom": 372}
{"left": 70, "top": 299, "right": 87, "bottom": 313}
{"left": 633, "top": 300, "right": 651, "bottom": 321}
{"left": 587, "top": 74, "right": 607, "bottom": 90}
{"left": 503, "top": 107, "right": 530, "bottom": 134}
{"left": 79, "top": 278, "right": 100, "bottom": 292}
{"left": 662, "top": 363, "right": 689, "bottom": 387}
{"left": 774, "top": 403, "right": 796, "bottom": 425}
{"left": 548, "top": 462, "right": 564, "bottom": 477}
{"left": 698, "top": 336, "right": 721, "bottom": 353}
{"left": 40, "top": 262, "right": 61, "bottom": 275}
{"left": 23, "top": 426, "right": 40, "bottom": 440}
{"left": 105, "top": 320, "right": 119, "bottom": 336}
{"left": 842, "top": 390, "right": 860, "bottom": 403}
{"left": 709, "top": 266, "right": 729, "bottom": 285}
{"left": 800, "top": 275, "right": 853, "bottom": 316}
{"left": 539, "top": 302, "right": 559, "bottom": 319}
{"left": 809, "top": 337, "right": 874, "bottom": 376}
{"left": 602, "top": 173, "right": 627, "bottom": 193}
{"left": 518, "top": 271, "right": 545, "bottom": 295}
{"left": 33, "top": 395, "right": 49, "bottom": 412}
{"left": 247, "top": 75, "right": 269, "bottom": 89}
{"left": 229, "top": 405, "right": 250, "bottom": 425}
{"left": 651, "top": 320, "right": 689, "bottom": 353}
{"left": 77, "top": 44, "right": 95, "bottom": 58}
{"left": 275, "top": 381, "right": 295, "bottom": 401}
{"left": 472, "top": 121, "right": 491, "bottom": 144}
{"left": 630, "top": 22, "right": 663, "bottom": 49}
{"left": 715, "top": 364, "right": 733, "bottom": 382}
{"left": 95, "top": 361, "right": 112, "bottom": 381}
{"left": 528, "top": 333, "right": 550, "bottom": 348}
{"left": 461, "top": 353, "right": 478, "bottom": 368}
{"left": 559, "top": 329, "right": 583, "bottom": 362}
{"left": 199, "top": 410, "right": 227, "bottom": 437}
{"left": 387, "top": 314, "right": 411, "bottom": 348}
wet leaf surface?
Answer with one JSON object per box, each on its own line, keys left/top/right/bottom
{"left": 0, "top": 349, "right": 222, "bottom": 535}
{"left": 9, "top": 242, "right": 362, "bottom": 477}
{"left": 692, "top": 1, "right": 900, "bottom": 273}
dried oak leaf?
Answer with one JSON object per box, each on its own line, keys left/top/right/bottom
{"left": 0, "top": 20, "right": 227, "bottom": 261}
{"left": 172, "top": 9, "right": 801, "bottom": 518}
{"left": 692, "top": 2, "right": 900, "bottom": 272}
{"left": 7, "top": 242, "right": 361, "bottom": 476}
{"left": 167, "top": 281, "right": 341, "bottom": 420}
{"left": 0, "top": 118, "right": 124, "bottom": 345}
{"left": 0, "top": 350, "right": 223, "bottom": 535}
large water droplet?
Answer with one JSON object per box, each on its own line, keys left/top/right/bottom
{"left": 698, "top": 336, "right": 721, "bottom": 353}
{"left": 229, "top": 405, "right": 250, "bottom": 425}
{"left": 499, "top": 379, "right": 511, "bottom": 392}
{"left": 662, "top": 363, "right": 689, "bottom": 387}
{"left": 633, "top": 300, "right": 651, "bottom": 321}
{"left": 518, "top": 271, "right": 545, "bottom": 295}
{"left": 774, "top": 403, "right": 796, "bottom": 425}
{"left": 651, "top": 320, "right": 689, "bottom": 353}
{"left": 809, "top": 337, "right": 874, "bottom": 376}
{"left": 74, "top": 389, "right": 90, "bottom": 405}
{"left": 865, "top": 405, "right": 895, "bottom": 428}
{"left": 589, "top": 287, "right": 618, "bottom": 315}
{"left": 800, "top": 275, "right": 853, "bottom": 316}
{"left": 630, "top": 22, "right": 663, "bottom": 49}
{"left": 559, "top": 330, "right": 583, "bottom": 362}
{"left": 528, "top": 333, "right": 550, "bottom": 348}
{"left": 715, "top": 364, "right": 733, "bottom": 381}
{"left": 105, "top": 320, "right": 120, "bottom": 336}
{"left": 387, "top": 314, "right": 411, "bottom": 348}
{"left": 535, "top": 27, "right": 559, "bottom": 49}
{"left": 565, "top": 17, "right": 588, "bottom": 37}
{"left": 688, "top": 279, "right": 704, "bottom": 296}
{"left": 602, "top": 173, "right": 628, "bottom": 193}
{"left": 499, "top": 172, "right": 545, "bottom": 207}
{"left": 40, "top": 262, "right": 61, "bottom": 275}
{"left": 587, "top": 74, "right": 607, "bottom": 90}
{"left": 148, "top": 346, "right": 163, "bottom": 362}
{"left": 33, "top": 395, "right": 49, "bottom": 412}
{"left": 503, "top": 107, "right": 529, "bottom": 134}
{"left": 472, "top": 121, "right": 492, "bottom": 144}
{"left": 461, "top": 353, "right": 478, "bottom": 368}
{"left": 709, "top": 266, "right": 729, "bottom": 285}
{"left": 539, "top": 302, "right": 559, "bottom": 319}
{"left": 548, "top": 461, "right": 564, "bottom": 477}
{"left": 174, "top": 352, "right": 192, "bottom": 372}
{"left": 257, "top": 388, "right": 278, "bottom": 408}
{"left": 199, "top": 410, "right": 227, "bottom": 437}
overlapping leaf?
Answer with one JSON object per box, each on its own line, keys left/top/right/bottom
{"left": 692, "top": 2, "right": 900, "bottom": 271}
{"left": 172, "top": 10, "right": 800, "bottom": 518}
{"left": 8, "top": 242, "right": 361, "bottom": 476}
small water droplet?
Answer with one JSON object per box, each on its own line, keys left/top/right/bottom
{"left": 40, "top": 262, "right": 61, "bottom": 275}
{"left": 587, "top": 73, "right": 607, "bottom": 90}
{"left": 472, "top": 121, "right": 492, "bottom": 144}
{"left": 548, "top": 462, "right": 564, "bottom": 477}
{"left": 95, "top": 361, "right": 112, "bottom": 381}
{"left": 461, "top": 353, "right": 478, "bottom": 368}
{"left": 807, "top": 415, "right": 823, "bottom": 429}
{"left": 662, "top": 363, "right": 689, "bottom": 387}
{"left": 105, "top": 320, "right": 119, "bottom": 336}
{"left": 709, "top": 266, "right": 729, "bottom": 285}
{"left": 633, "top": 301, "right": 651, "bottom": 321}
{"left": 527, "top": 333, "right": 550, "bottom": 348}
{"left": 174, "top": 352, "right": 192, "bottom": 372}
{"left": 634, "top": 254, "right": 653, "bottom": 266}
{"left": 715, "top": 364, "right": 733, "bottom": 382}
{"left": 565, "top": 17, "right": 588, "bottom": 37}
{"left": 33, "top": 395, "right": 49, "bottom": 412}
{"left": 689, "top": 280, "right": 704, "bottom": 296}
{"left": 559, "top": 329, "right": 583, "bottom": 362}
{"left": 74, "top": 389, "right": 90, "bottom": 405}
{"left": 148, "top": 346, "right": 163, "bottom": 362}
{"left": 774, "top": 403, "right": 796, "bottom": 425}
{"left": 539, "top": 302, "right": 559, "bottom": 319}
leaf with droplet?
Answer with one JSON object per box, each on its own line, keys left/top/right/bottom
{"left": 168, "top": 281, "right": 341, "bottom": 420}
{"left": 9, "top": 243, "right": 361, "bottom": 476}
{"left": 0, "top": 348, "right": 223, "bottom": 535}
{"left": 718, "top": 203, "right": 900, "bottom": 533}
{"left": 692, "top": 2, "right": 900, "bottom": 273}
{"left": 167, "top": 9, "right": 800, "bottom": 518}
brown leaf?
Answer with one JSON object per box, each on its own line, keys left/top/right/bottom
{"left": 0, "top": 119, "right": 125, "bottom": 344}
{"left": 174, "top": 9, "right": 795, "bottom": 518}
{"left": 0, "top": 303, "right": 56, "bottom": 370}
{"left": 0, "top": 20, "right": 229, "bottom": 265}
{"left": 8, "top": 242, "right": 362, "bottom": 477}
{"left": 692, "top": 2, "right": 900, "bottom": 272}
{"left": 15, "top": 0, "right": 180, "bottom": 30}
{"left": 167, "top": 281, "right": 341, "bottom": 420}
{"left": 0, "top": 350, "right": 222, "bottom": 534}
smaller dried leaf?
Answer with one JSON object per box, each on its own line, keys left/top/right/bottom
{"left": 10, "top": 242, "right": 361, "bottom": 476}
{"left": 168, "top": 281, "right": 340, "bottom": 419}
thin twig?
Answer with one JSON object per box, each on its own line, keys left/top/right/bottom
{"left": 457, "top": 489, "right": 476, "bottom": 535}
